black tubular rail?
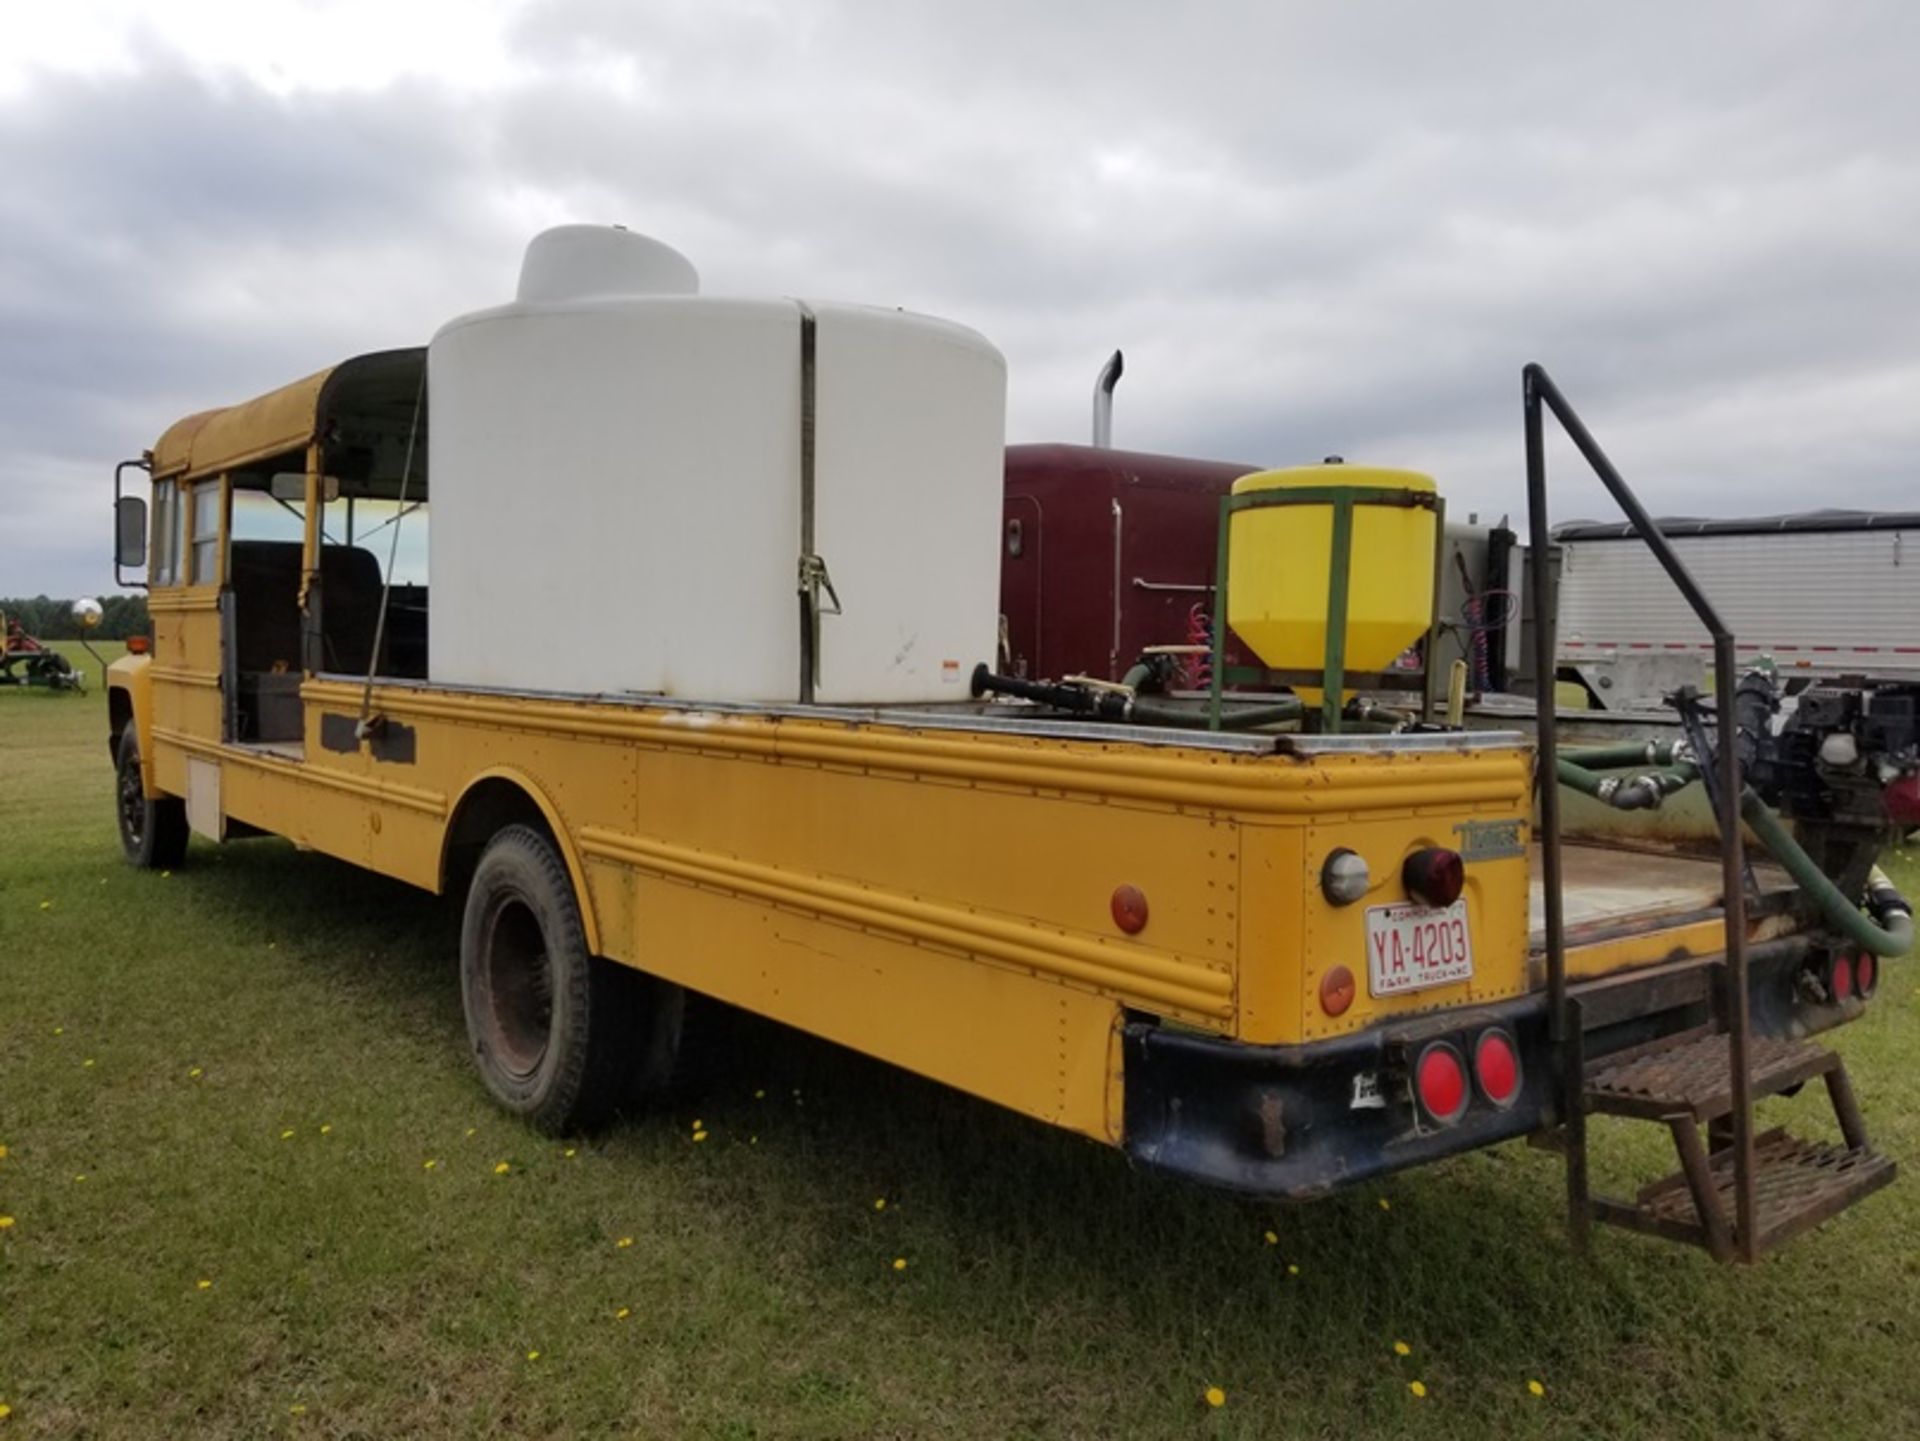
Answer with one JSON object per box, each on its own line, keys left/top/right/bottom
{"left": 1523, "top": 363, "right": 1758, "bottom": 1261}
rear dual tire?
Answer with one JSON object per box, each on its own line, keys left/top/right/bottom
{"left": 459, "top": 824, "right": 721, "bottom": 1134}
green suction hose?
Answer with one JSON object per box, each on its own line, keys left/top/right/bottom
{"left": 1555, "top": 756, "right": 1697, "bottom": 810}
{"left": 1738, "top": 790, "right": 1914, "bottom": 959}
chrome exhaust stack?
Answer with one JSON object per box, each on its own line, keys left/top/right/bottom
{"left": 1091, "top": 349, "right": 1124, "bottom": 448}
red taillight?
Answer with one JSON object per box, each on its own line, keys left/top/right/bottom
{"left": 1110, "top": 884, "right": 1149, "bottom": 935}
{"left": 1805, "top": 951, "right": 1867, "bottom": 1005}
{"left": 1831, "top": 952, "right": 1855, "bottom": 1002}
{"left": 1403, "top": 848, "right": 1465, "bottom": 908}
{"left": 1414, "top": 1041, "right": 1469, "bottom": 1125}
{"left": 1473, "top": 1028, "right": 1521, "bottom": 1108}
{"left": 125, "top": 636, "right": 151, "bottom": 655}
{"left": 1319, "top": 965, "right": 1356, "bottom": 1017}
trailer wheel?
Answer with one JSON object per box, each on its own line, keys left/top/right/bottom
{"left": 460, "top": 824, "right": 655, "bottom": 1133}
{"left": 116, "top": 729, "right": 188, "bottom": 869}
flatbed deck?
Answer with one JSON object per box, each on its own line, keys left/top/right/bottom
{"left": 1530, "top": 842, "right": 1791, "bottom": 950}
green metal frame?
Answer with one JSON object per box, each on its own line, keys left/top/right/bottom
{"left": 1419, "top": 495, "right": 1450, "bottom": 721}
{"left": 1208, "top": 485, "right": 1440, "bottom": 733}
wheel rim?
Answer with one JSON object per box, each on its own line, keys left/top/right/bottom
{"left": 484, "top": 897, "right": 553, "bottom": 1079}
{"left": 118, "top": 755, "right": 145, "bottom": 851}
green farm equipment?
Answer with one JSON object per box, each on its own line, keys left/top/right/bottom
{"left": 1, "top": 611, "right": 84, "bottom": 690}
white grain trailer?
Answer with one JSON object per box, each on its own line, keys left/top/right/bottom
{"left": 1551, "top": 510, "right": 1920, "bottom": 708}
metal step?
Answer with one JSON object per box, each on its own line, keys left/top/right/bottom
{"left": 1592, "top": 1127, "right": 1894, "bottom": 1259}
{"left": 1586, "top": 1031, "right": 1836, "bottom": 1122}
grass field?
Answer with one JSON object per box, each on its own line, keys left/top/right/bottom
{"left": 4, "top": 655, "right": 1919, "bottom": 1438}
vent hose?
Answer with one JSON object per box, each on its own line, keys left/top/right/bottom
{"left": 1132, "top": 699, "right": 1303, "bottom": 730}
{"left": 1561, "top": 740, "right": 1681, "bottom": 770}
{"left": 969, "top": 665, "right": 1301, "bottom": 730}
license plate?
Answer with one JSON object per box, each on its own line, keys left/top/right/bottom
{"left": 1365, "top": 900, "right": 1473, "bottom": 997}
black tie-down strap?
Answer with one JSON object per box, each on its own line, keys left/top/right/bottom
{"left": 795, "top": 302, "right": 841, "bottom": 701}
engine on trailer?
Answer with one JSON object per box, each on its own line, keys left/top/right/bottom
{"left": 1737, "top": 672, "right": 1920, "bottom": 833}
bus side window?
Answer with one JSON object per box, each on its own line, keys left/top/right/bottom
{"left": 172, "top": 483, "right": 188, "bottom": 584}
{"left": 189, "top": 479, "right": 222, "bottom": 584}
{"left": 151, "top": 480, "right": 179, "bottom": 586}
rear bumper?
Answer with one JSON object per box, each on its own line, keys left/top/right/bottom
{"left": 1121, "top": 996, "right": 1553, "bottom": 1200}
{"left": 1121, "top": 934, "right": 1843, "bottom": 1201}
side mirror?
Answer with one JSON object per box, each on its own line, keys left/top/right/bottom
{"left": 116, "top": 495, "right": 148, "bottom": 568}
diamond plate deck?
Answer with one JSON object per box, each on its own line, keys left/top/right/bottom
{"left": 1586, "top": 1031, "right": 1836, "bottom": 1122}
{"left": 1632, "top": 1128, "right": 1895, "bottom": 1254}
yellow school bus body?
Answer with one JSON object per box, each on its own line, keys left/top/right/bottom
{"left": 108, "top": 349, "right": 1750, "bottom": 1203}
{"left": 123, "top": 631, "right": 1533, "bottom": 1143}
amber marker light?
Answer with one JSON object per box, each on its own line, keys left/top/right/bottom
{"left": 1319, "top": 965, "right": 1356, "bottom": 1017}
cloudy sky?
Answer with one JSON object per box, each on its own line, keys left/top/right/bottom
{"left": 5, "top": 0, "right": 1918, "bottom": 598}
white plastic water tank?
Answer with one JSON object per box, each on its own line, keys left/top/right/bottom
{"left": 428, "top": 226, "right": 1007, "bottom": 705}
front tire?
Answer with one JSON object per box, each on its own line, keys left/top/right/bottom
{"left": 460, "top": 824, "right": 661, "bottom": 1133}
{"left": 116, "top": 728, "right": 188, "bottom": 869}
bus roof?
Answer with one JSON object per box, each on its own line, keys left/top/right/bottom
{"left": 149, "top": 349, "right": 424, "bottom": 482}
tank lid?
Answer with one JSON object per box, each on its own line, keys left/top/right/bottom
{"left": 515, "top": 225, "right": 700, "bottom": 303}
{"left": 1232, "top": 463, "right": 1434, "bottom": 496}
